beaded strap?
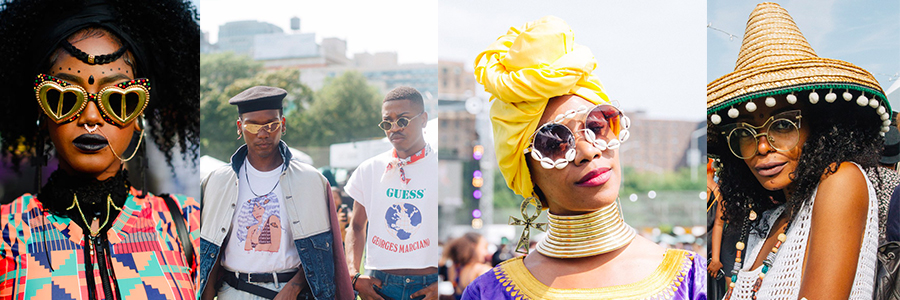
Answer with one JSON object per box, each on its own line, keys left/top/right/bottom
{"left": 61, "top": 40, "right": 127, "bottom": 65}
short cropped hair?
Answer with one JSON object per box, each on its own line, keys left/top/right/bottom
{"left": 383, "top": 86, "right": 424, "bottom": 111}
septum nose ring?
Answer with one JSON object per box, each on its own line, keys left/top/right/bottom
{"left": 84, "top": 124, "right": 98, "bottom": 134}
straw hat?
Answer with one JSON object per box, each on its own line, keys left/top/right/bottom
{"left": 707, "top": 2, "right": 891, "bottom": 134}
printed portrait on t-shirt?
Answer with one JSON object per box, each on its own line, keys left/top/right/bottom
{"left": 235, "top": 192, "right": 283, "bottom": 252}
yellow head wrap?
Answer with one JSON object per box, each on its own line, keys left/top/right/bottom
{"left": 474, "top": 15, "right": 610, "bottom": 198}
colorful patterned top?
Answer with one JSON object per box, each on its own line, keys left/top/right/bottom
{"left": 0, "top": 188, "right": 200, "bottom": 300}
{"left": 462, "top": 249, "right": 706, "bottom": 300}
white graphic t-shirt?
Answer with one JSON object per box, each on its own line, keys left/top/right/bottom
{"left": 345, "top": 146, "right": 438, "bottom": 270}
{"left": 222, "top": 160, "right": 302, "bottom": 273}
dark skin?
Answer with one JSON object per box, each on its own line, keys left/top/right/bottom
{"left": 735, "top": 98, "right": 866, "bottom": 299}
{"left": 523, "top": 95, "right": 666, "bottom": 289}
{"left": 707, "top": 170, "right": 725, "bottom": 279}
{"left": 201, "top": 109, "right": 306, "bottom": 299}
{"left": 237, "top": 109, "right": 286, "bottom": 171}
{"left": 347, "top": 99, "right": 437, "bottom": 300}
{"left": 47, "top": 34, "right": 139, "bottom": 181}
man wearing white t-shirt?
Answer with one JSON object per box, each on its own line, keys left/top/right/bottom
{"left": 345, "top": 87, "right": 438, "bottom": 300}
{"left": 199, "top": 86, "right": 353, "bottom": 300}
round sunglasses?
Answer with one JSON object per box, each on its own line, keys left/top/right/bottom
{"left": 34, "top": 74, "right": 150, "bottom": 126}
{"left": 378, "top": 112, "right": 423, "bottom": 131}
{"left": 723, "top": 110, "right": 802, "bottom": 159}
{"left": 525, "top": 104, "right": 631, "bottom": 169}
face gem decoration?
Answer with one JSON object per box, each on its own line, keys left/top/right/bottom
{"left": 88, "top": 75, "right": 95, "bottom": 85}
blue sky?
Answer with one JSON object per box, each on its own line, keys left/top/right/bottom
{"left": 440, "top": 0, "right": 707, "bottom": 121}
{"left": 708, "top": 1, "right": 900, "bottom": 92}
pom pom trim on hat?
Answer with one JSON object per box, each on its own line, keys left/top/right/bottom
{"left": 707, "top": 82, "right": 890, "bottom": 116}
{"left": 707, "top": 83, "right": 891, "bottom": 132}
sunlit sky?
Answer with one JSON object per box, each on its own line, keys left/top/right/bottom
{"left": 197, "top": 0, "right": 438, "bottom": 65}
{"left": 439, "top": 0, "right": 706, "bottom": 121}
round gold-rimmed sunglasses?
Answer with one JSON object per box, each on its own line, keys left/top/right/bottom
{"left": 34, "top": 74, "right": 150, "bottom": 126}
{"left": 722, "top": 110, "right": 802, "bottom": 159}
{"left": 378, "top": 112, "right": 423, "bottom": 131}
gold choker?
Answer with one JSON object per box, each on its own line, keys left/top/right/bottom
{"left": 536, "top": 200, "right": 636, "bottom": 258}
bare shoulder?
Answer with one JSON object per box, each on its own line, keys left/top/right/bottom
{"left": 814, "top": 161, "right": 868, "bottom": 218}
{"left": 625, "top": 235, "right": 667, "bottom": 258}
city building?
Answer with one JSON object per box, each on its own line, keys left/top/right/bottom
{"left": 620, "top": 111, "right": 704, "bottom": 173}
{"left": 216, "top": 20, "right": 283, "bottom": 56}
{"left": 439, "top": 60, "right": 476, "bottom": 101}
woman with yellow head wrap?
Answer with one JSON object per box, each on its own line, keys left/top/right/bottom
{"left": 462, "top": 16, "right": 705, "bottom": 300}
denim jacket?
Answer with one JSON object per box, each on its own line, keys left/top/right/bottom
{"left": 198, "top": 142, "right": 352, "bottom": 299}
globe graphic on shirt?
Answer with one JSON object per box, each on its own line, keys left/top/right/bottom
{"left": 384, "top": 203, "right": 422, "bottom": 240}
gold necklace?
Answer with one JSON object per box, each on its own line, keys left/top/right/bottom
{"left": 536, "top": 200, "right": 636, "bottom": 258}
{"left": 67, "top": 194, "right": 121, "bottom": 237}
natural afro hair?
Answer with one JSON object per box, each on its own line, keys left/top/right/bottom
{"left": 0, "top": 0, "right": 199, "bottom": 170}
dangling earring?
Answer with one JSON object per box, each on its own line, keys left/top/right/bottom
{"left": 34, "top": 116, "right": 47, "bottom": 194}
{"left": 137, "top": 116, "right": 148, "bottom": 197}
{"left": 99, "top": 116, "right": 144, "bottom": 163}
{"left": 508, "top": 195, "right": 547, "bottom": 254}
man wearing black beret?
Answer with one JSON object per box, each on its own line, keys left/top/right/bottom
{"left": 199, "top": 86, "right": 353, "bottom": 300}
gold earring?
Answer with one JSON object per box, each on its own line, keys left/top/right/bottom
{"left": 508, "top": 196, "right": 547, "bottom": 254}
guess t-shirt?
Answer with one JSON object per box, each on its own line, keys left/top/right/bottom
{"left": 221, "top": 160, "right": 302, "bottom": 273}
{"left": 345, "top": 146, "right": 438, "bottom": 270}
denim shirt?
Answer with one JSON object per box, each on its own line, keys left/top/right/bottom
{"left": 198, "top": 142, "right": 337, "bottom": 299}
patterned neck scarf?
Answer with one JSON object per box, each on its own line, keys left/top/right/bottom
{"left": 383, "top": 144, "right": 432, "bottom": 185}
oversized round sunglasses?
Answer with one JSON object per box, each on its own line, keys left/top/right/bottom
{"left": 243, "top": 120, "right": 282, "bottom": 134}
{"left": 34, "top": 74, "right": 150, "bottom": 126}
{"left": 525, "top": 104, "right": 631, "bottom": 169}
{"left": 722, "top": 110, "right": 802, "bottom": 159}
{"left": 378, "top": 112, "right": 423, "bottom": 131}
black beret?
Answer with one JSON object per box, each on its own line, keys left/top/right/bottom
{"left": 229, "top": 86, "right": 286, "bottom": 114}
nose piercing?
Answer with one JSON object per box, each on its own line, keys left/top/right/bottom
{"left": 84, "top": 124, "right": 98, "bottom": 133}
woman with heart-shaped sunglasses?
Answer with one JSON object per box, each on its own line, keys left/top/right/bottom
{"left": 0, "top": 0, "right": 200, "bottom": 299}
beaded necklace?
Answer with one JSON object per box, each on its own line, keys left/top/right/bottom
{"left": 723, "top": 208, "right": 790, "bottom": 300}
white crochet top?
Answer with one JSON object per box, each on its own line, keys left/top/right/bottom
{"left": 730, "top": 162, "right": 879, "bottom": 300}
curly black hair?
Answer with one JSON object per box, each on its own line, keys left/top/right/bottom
{"left": 709, "top": 89, "right": 885, "bottom": 234}
{"left": 0, "top": 0, "right": 199, "bottom": 170}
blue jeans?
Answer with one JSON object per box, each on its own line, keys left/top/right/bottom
{"left": 218, "top": 281, "right": 282, "bottom": 300}
{"left": 369, "top": 270, "right": 438, "bottom": 300}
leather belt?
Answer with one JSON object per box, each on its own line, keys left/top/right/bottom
{"left": 235, "top": 270, "right": 297, "bottom": 283}
{"left": 223, "top": 270, "right": 314, "bottom": 300}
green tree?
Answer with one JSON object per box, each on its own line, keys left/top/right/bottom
{"left": 201, "top": 52, "right": 263, "bottom": 91}
{"left": 201, "top": 53, "right": 263, "bottom": 161}
{"left": 297, "top": 71, "right": 384, "bottom": 147}
{"left": 492, "top": 169, "right": 521, "bottom": 209}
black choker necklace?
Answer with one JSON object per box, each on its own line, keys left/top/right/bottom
{"left": 40, "top": 169, "right": 129, "bottom": 233}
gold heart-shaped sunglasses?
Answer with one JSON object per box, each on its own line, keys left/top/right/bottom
{"left": 34, "top": 74, "right": 150, "bottom": 126}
